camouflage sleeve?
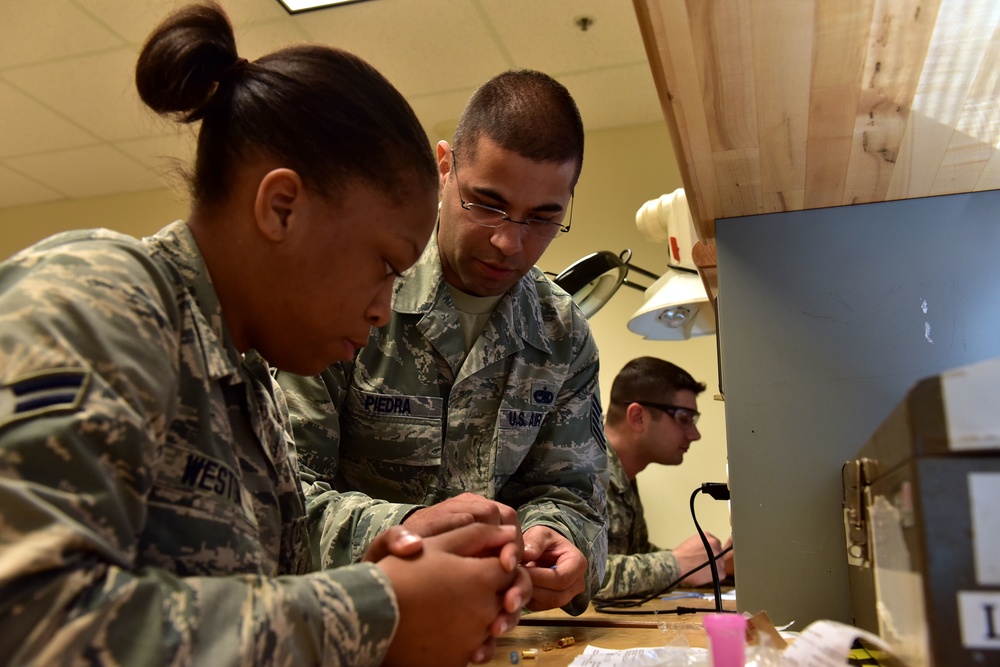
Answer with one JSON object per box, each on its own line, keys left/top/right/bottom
{"left": 278, "top": 365, "right": 350, "bottom": 476}
{"left": 595, "top": 550, "right": 682, "bottom": 601}
{"left": 504, "top": 327, "right": 609, "bottom": 615}
{"left": 279, "top": 368, "right": 420, "bottom": 567}
{"left": 0, "top": 242, "right": 399, "bottom": 666}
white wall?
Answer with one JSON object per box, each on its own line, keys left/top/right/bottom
{"left": 0, "top": 187, "right": 188, "bottom": 258}
{"left": 544, "top": 123, "right": 732, "bottom": 550}
{"left": 0, "top": 121, "right": 732, "bottom": 551}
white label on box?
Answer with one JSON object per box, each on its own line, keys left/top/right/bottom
{"left": 969, "top": 472, "right": 1000, "bottom": 585}
{"left": 869, "top": 495, "right": 931, "bottom": 665}
{"left": 958, "top": 591, "right": 1000, "bottom": 649}
{"left": 941, "top": 357, "right": 1000, "bottom": 451}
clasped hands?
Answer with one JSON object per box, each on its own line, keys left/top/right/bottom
{"left": 365, "top": 492, "right": 586, "bottom": 666}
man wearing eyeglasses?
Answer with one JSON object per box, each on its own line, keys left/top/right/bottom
{"left": 595, "top": 357, "right": 732, "bottom": 601}
{"left": 278, "top": 69, "right": 608, "bottom": 617}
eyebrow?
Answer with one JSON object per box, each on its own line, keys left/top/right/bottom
{"left": 469, "top": 184, "right": 566, "bottom": 215}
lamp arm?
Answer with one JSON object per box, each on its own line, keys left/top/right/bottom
{"left": 666, "top": 263, "right": 699, "bottom": 275}
{"left": 621, "top": 279, "right": 648, "bottom": 292}
{"left": 624, "top": 263, "right": 661, "bottom": 281}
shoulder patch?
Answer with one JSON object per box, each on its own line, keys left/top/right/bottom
{"left": 0, "top": 369, "right": 91, "bottom": 430}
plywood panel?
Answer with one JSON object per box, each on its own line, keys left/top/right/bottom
{"left": 804, "top": 0, "right": 875, "bottom": 209}
{"left": 929, "top": 11, "right": 1000, "bottom": 195}
{"left": 633, "top": 0, "right": 1000, "bottom": 247}
{"left": 752, "top": 0, "right": 814, "bottom": 212}
{"left": 633, "top": 0, "right": 722, "bottom": 243}
{"left": 688, "top": 0, "right": 761, "bottom": 219}
{"left": 842, "top": 0, "right": 939, "bottom": 205}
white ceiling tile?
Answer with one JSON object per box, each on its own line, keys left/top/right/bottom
{"left": 480, "top": 0, "right": 648, "bottom": 74}
{"left": 70, "top": 0, "right": 190, "bottom": 44}
{"left": 0, "top": 80, "right": 97, "bottom": 157}
{"left": 407, "top": 88, "right": 478, "bottom": 145}
{"left": 116, "top": 131, "right": 197, "bottom": 173}
{"left": 221, "top": 0, "right": 296, "bottom": 25}
{"left": 4, "top": 49, "right": 151, "bottom": 142}
{"left": 560, "top": 64, "right": 663, "bottom": 131}
{"left": 235, "top": 18, "right": 315, "bottom": 58}
{"left": 292, "top": 0, "right": 510, "bottom": 96}
{"left": 7, "top": 146, "right": 164, "bottom": 198}
{"left": 0, "top": 164, "right": 64, "bottom": 208}
{"left": 0, "top": 0, "right": 124, "bottom": 68}
{"left": 73, "top": 0, "right": 294, "bottom": 45}
{"left": 0, "top": 0, "right": 665, "bottom": 210}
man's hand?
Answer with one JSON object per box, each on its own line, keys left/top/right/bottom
{"left": 673, "top": 532, "right": 726, "bottom": 587}
{"left": 519, "top": 525, "right": 587, "bottom": 611}
{"left": 721, "top": 535, "right": 735, "bottom": 578}
{"left": 403, "top": 492, "right": 521, "bottom": 537}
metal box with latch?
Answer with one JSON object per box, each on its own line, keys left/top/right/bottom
{"left": 843, "top": 357, "right": 1000, "bottom": 666}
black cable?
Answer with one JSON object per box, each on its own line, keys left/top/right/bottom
{"left": 691, "top": 483, "right": 726, "bottom": 612}
{"left": 592, "top": 543, "right": 733, "bottom": 615}
{"left": 593, "top": 544, "right": 732, "bottom": 611}
{"left": 593, "top": 482, "right": 734, "bottom": 614}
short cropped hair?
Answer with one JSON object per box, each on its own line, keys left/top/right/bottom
{"left": 605, "top": 357, "right": 706, "bottom": 426}
{"left": 452, "top": 69, "right": 584, "bottom": 187}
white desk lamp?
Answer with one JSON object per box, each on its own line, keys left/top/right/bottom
{"left": 554, "top": 189, "right": 716, "bottom": 340}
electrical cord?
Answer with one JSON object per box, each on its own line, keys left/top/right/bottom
{"left": 593, "top": 482, "right": 734, "bottom": 615}
{"left": 692, "top": 483, "right": 728, "bottom": 612}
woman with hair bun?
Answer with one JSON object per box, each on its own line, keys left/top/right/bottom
{"left": 0, "top": 3, "right": 527, "bottom": 666}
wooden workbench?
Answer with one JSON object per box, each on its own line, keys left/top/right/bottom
{"left": 483, "top": 595, "right": 733, "bottom": 666}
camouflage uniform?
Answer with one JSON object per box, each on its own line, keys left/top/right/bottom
{"left": 0, "top": 222, "right": 397, "bottom": 666}
{"left": 594, "top": 444, "right": 681, "bottom": 600}
{"left": 280, "top": 231, "right": 609, "bottom": 615}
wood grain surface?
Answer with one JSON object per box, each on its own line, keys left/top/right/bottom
{"left": 633, "top": 0, "right": 1000, "bottom": 246}
{"left": 482, "top": 596, "right": 731, "bottom": 666}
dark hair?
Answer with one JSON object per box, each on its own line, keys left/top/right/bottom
{"left": 452, "top": 69, "right": 584, "bottom": 186}
{"left": 605, "top": 357, "right": 706, "bottom": 425}
{"left": 135, "top": 2, "right": 436, "bottom": 207}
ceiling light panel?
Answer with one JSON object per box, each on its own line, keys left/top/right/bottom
{"left": 276, "top": 0, "right": 372, "bottom": 14}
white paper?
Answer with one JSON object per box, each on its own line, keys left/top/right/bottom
{"left": 782, "top": 620, "right": 894, "bottom": 666}
{"left": 968, "top": 472, "right": 1000, "bottom": 585}
{"left": 567, "top": 645, "right": 708, "bottom": 666}
{"left": 958, "top": 590, "right": 1000, "bottom": 649}
{"left": 565, "top": 620, "right": 904, "bottom": 666}
{"left": 941, "top": 356, "right": 1000, "bottom": 451}
{"left": 868, "top": 494, "right": 931, "bottom": 665}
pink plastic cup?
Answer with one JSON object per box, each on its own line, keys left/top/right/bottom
{"left": 703, "top": 613, "right": 747, "bottom": 667}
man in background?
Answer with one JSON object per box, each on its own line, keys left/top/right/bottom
{"left": 279, "top": 69, "right": 608, "bottom": 615}
{"left": 596, "top": 356, "right": 732, "bottom": 601}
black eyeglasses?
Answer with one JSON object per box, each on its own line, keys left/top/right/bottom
{"left": 634, "top": 401, "right": 701, "bottom": 427}
{"left": 450, "top": 150, "right": 572, "bottom": 239}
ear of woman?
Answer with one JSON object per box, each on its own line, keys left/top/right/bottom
{"left": 254, "top": 167, "right": 305, "bottom": 242}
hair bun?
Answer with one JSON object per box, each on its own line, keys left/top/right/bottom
{"left": 135, "top": 3, "right": 240, "bottom": 121}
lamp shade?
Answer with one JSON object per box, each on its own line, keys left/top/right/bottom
{"left": 627, "top": 269, "right": 716, "bottom": 340}
{"left": 553, "top": 251, "right": 627, "bottom": 318}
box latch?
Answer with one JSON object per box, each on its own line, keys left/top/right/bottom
{"left": 843, "top": 457, "right": 877, "bottom": 564}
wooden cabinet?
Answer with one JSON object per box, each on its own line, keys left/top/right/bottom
{"left": 633, "top": 0, "right": 1000, "bottom": 250}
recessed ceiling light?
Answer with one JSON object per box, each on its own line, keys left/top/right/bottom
{"left": 276, "top": 0, "right": 373, "bottom": 14}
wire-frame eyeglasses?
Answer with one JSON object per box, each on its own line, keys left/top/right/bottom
{"left": 450, "top": 150, "right": 572, "bottom": 239}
